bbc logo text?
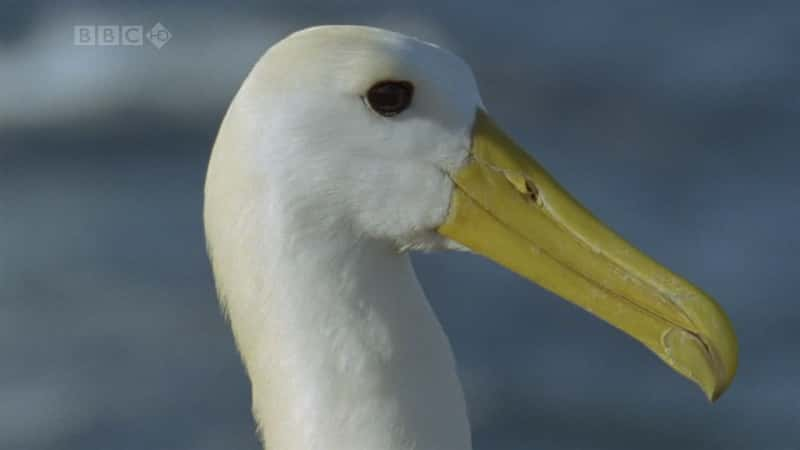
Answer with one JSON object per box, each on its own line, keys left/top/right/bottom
{"left": 74, "top": 23, "right": 172, "bottom": 49}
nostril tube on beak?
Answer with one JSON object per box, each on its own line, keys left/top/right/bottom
{"left": 524, "top": 179, "right": 540, "bottom": 204}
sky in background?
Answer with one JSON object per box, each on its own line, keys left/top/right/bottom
{"left": 2, "top": 2, "right": 799, "bottom": 450}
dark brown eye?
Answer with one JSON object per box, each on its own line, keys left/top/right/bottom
{"left": 365, "top": 81, "right": 414, "bottom": 117}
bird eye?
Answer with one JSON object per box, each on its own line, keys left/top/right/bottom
{"left": 365, "top": 81, "right": 414, "bottom": 117}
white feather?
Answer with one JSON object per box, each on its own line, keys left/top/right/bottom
{"left": 205, "top": 26, "right": 482, "bottom": 450}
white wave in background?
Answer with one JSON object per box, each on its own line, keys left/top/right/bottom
{"left": 2, "top": 4, "right": 796, "bottom": 133}
{"left": 0, "top": 7, "right": 457, "bottom": 131}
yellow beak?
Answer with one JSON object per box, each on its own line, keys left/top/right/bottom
{"left": 438, "top": 110, "right": 738, "bottom": 401}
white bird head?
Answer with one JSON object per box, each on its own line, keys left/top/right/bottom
{"left": 205, "top": 25, "right": 737, "bottom": 450}
{"left": 212, "top": 26, "right": 484, "bottom": 252}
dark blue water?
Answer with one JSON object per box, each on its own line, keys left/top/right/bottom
{"left": 2, "top": 2, "right": 798, "bottom": 449}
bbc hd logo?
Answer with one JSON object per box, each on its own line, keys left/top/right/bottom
{"left": 74, "top": 22, "right": 172, "bottom": 49}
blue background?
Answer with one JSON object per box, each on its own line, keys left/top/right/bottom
{"left": 2, "top": 2, "right": 798, "bottom": 449}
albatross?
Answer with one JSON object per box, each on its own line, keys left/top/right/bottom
{"left": 204, "top": 25, "right": 737, "bottom": 450}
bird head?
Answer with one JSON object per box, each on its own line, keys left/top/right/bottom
{"left": 207, "top": 25, "right": 737, "bottom": 401}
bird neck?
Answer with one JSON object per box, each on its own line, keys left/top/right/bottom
{"left": 210, "top": 206, "right": 472, "bottom": 450}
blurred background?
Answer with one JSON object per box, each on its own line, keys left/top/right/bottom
{"left": 2, "top": 1, "right": 798, "bottom": 449}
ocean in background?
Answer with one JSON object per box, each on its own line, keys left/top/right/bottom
{"left": 2, "top": 2, "right": 799, "bottom": 449}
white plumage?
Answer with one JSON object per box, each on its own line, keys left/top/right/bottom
{"left": 205, "top": 26, "right": 477, "bottom": 450}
